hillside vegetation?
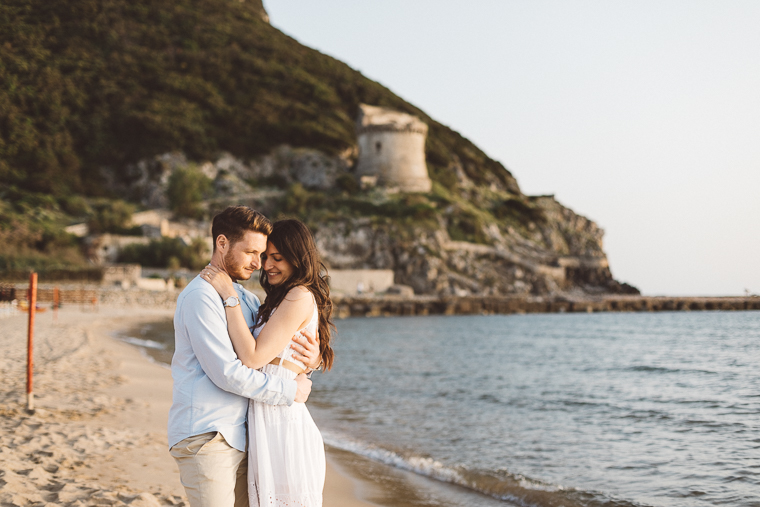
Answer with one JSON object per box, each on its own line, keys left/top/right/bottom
{"left": 0, "top": 0, "right": 635, "bottom": 295}
{"left": 0, "top": 0, "right": 517, "bottom": 197}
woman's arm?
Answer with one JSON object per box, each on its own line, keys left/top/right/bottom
{"left": 201, "top": 265, "right": 258, "bottom": 366}
{"left": 250, "top": 286, "right": 313, "bottom": 368}
{"left": 201, "top": 265, "right": 313, "bottom": 369}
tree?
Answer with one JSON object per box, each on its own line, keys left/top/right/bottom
{"left": 166, "top": 165, "right": 212, "bottom": 220}
{"left": 87, "top": 200, "right": 135, "bottom": 234}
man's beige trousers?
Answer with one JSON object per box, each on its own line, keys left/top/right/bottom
{"left": 170, "top": 432, "right": 248, "bottom": 507}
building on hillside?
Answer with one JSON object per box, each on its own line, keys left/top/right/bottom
{"left": 132, "top": 210, "right": 210, "bottom": 247}
{"left": 69, "top": 210, "right": 212, "bottom": 267}
{"left": 355, "top": 104, "right": 432, "bottom": 193}
{"left": 86, "top": 234, "right": 150, "bottom": 265}
{"left": 327, "top": 269, "right": 395, "bottom": 295}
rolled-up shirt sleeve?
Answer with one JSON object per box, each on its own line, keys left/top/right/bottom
{"left": 180, "top": 288, "right": 296, "bottom": 405}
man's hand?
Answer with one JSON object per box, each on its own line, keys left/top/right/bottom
{"left": 294, "top": 373, "right": 312, "bottom": 403}
{"left": 291, "top": 329, "right": 321, "bottom": 370}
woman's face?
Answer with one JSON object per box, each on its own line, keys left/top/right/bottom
{"left": 262, "top": 241, "right": 294, "bottom": 286}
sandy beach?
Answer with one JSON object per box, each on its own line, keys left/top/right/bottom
{"left": 0, "top": 306, "right": 377, "bottom": 507}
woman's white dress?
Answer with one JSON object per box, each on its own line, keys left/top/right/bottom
{"left": 248, "top": 298, "right": 325, "bottom": 507}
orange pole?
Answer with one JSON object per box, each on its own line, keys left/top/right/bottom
{"left": 53, "top": 286, "right": 59, "bottom": 323}
{"left": 27, "top": 272, "right": 37, "bottom": 412}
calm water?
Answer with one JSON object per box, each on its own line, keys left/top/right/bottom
{"left": 309, "top": 312, "right": 760, "bottom": 507}
{"left": 124, "top": 311, "right": 760, "bottom": 507}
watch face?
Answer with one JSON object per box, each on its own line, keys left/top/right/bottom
{"left": 225, "top": 297, "right": 239, "bottom": 307}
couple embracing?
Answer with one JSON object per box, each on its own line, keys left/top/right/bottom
{"left": 168, "top": 206, "right": 334, "bottom": 507}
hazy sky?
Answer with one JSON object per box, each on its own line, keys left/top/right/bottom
{"left": 265, "top": 1, "right": 759, "bottom": 296}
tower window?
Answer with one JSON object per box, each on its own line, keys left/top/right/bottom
{"left": 375, "top": 141, "right": 382, "bottom": 153}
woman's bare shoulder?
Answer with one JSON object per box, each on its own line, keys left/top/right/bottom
{"left": 275, "top": 286, "right": 313, "bottom": 325}
{"left": 284, "top": 285, "right": 312, "bottom": 302}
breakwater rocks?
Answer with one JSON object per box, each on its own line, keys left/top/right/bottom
{"left": 4, "top": 284, "right": 758, "bottom": 317}
{"left": 333, "top": 295, "right": 760, "bottom": 318}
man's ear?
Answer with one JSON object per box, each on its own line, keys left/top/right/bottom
{"left": 216, "top": 234, "right": 228, "bottom": 253}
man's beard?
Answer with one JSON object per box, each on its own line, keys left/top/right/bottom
{"left": 223, "top": 250, "right": 251, "bottom": 281}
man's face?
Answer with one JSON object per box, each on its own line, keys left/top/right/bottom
{"left": 222, "top": 231, "right": 268, "bottom": 281}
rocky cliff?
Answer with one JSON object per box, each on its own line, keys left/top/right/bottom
{"left": 104, "top": 146, "right": 637, "bottom": 297}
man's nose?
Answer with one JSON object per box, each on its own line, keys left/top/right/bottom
{"left": 251, "top": 257, "right": 261, "bottom": 270}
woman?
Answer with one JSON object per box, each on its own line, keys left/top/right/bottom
{"left": 201, "top": 219, "right": 335, "bottom": 507}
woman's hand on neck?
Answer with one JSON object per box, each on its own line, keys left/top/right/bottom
{"left": 209, "top": 252, "right": 237, "bottom": 283}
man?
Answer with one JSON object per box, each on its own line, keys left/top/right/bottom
{"left": 168, "top": 206, "right": 321, "bottom": 507}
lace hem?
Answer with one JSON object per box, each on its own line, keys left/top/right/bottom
{"left": 249, "top": 490, "right": 322, "bottom": 507}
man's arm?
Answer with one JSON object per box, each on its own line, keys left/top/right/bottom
{"left": 290, "top": 330, "right": 321, "bottom": 370}
{"left": 181, "top": 289, "right": 308, "bottom": 405}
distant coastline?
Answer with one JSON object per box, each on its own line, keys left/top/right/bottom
{"left": 2, "top": 283, "right": 757, "bottom": 317}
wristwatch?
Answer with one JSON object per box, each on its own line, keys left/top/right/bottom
{"left": 223, "top": 296, "right": 240, "bottom": 308}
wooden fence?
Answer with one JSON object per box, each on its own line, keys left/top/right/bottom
{"left": 0, "top": 285, "right": 97, "bottom": 305}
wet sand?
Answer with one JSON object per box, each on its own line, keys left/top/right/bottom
{"left": 0, "top": 307, "right": 377, "bottom": 506}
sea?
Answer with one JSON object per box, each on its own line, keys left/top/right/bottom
{"left": 120, "top": 311, "right": 760, "bottom": 507}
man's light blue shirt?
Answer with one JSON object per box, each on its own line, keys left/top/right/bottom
{"left": 168, "top": 275, "right": 297, "bottom": 452}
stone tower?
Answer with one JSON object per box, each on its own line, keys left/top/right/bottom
{"left": 355, "top": 104, "right": 432, "bottom": 193}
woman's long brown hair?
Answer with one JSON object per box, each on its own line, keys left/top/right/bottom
{"left": 258, "top": 219, "right": 335, "bottom": 371}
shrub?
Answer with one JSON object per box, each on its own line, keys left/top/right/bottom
{"left": 118, "top": 237, "right": 209, "bottom": 270}
{"left": 492, "top": 198, "right": 546, "bottom": 224}
{"left": 337, "top": 194, "right": 437, "bottom": 222}
{"left": 167, "top": 165, "right": 212, "bottom": 220}
{"left": 447, "top": 210, "right": 489, "bottom": 244}
{"left": 283, "top": 183, "right": 310, "bottom": 216}
{"left": 428, "top": 164, "right": 458, "bottom": 190}
{"left": 281, "top": 183, "right": 326, "bottom": 219}
{"left": 59, "top": 195, "right": 92, "bottom": 217}
{"left": 257, "top": 174, "right": 290, "bottom": 189}
{"left": 0, "top": 216, "right": 88, "bottom": 275}
{"left": 335, "top": 174, "right": 359, "bottom": 194}
{"left": 87, "top": 200, "right": 137, "bottom": 234}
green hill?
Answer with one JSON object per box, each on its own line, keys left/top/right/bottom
{"left": 1, "top": 0, "right": 517, "bottom": 197}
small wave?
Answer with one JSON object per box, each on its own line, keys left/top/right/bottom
{"left": 626, "top": 365, "right": 680, "bottom": 374}
{"left": 478, "top": 393, "right": 502, "bottom": 404}
{"left": 118, "top": 336, "right": 167, "bottom": 350}
{"left": 322, "top": 431, "right": 642, "bottom": 507}
{"left": 560, "top": 400, "right": 604, "bottom": 407}
{"left": 624, "top": 365, "right": 717, "bottom": 375}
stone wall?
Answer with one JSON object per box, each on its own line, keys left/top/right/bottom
{"left": 328, "top": 269, "right": 395, "bottom": 295}
{"left": 102, "top": 264, "right": 141, "bottom": 287}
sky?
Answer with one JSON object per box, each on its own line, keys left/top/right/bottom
{"left": 264, "top": 1, "right": 760, "bottom": 296}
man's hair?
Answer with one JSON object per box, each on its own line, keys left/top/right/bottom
{"left": 211, "top": 206, "right": 272, "bottom": 251}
